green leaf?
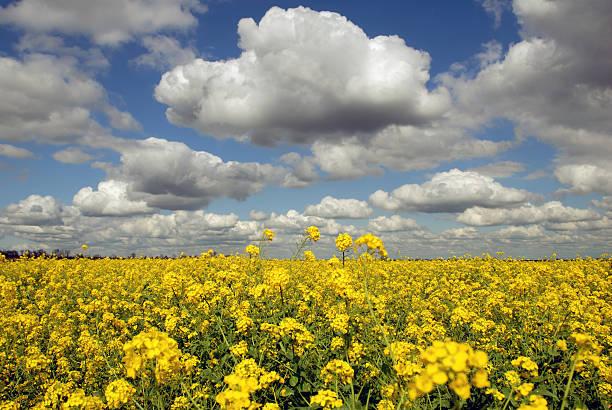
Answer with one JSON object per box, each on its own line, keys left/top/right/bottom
{"left": 289, "top": 375, "right": 299, "bottom": 387}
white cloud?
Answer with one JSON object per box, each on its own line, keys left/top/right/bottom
{"left": 279, "top": 152, "right": 319, "bottom": 187}
{"left": 308, "top": 124, "right": 511, "bottom": 180}
{"left": 104, "top": 106, "right": 141, "bottom": 131}
{"left": 248, "top": 210, "right": 268, "bottom": 221}
{"left": 477, "top": 0, "right": 510, "bottom": 27}
{"left": 543, "top": 217, "right": 612, "bottom": 232}
{"left": 16, "top": 33, "right": 109, "bottom": 69}
{"left": 442, "top": 0, "right": 612, "bottom": 182}
{"left": 304, "top": 196, "right": 372, "bottom": 219}
{"left": 0, "top": 143, "right": 34, "bottom": 158}
{"left": 0, "top": 54, "right": 139, "bottom": 144}
{"left": 0, "top": 0, "right": 207, "bottom": 45}
{"left": 98, "top": 137, "right": 290, "bottom": 210}
{"left": 133, "top": 35, "right": 197, "bottom": 70}
{"left": 370, "top": 169, "right": 534, "bottom": 213}
{"left": 366, "top": 215, "right": 419, "bottom": 232}
{"left": 73, "top": 180, "right": 155, "bottom": 217}
{"left": 554, "top": 164, "right": 612, "bottom": 196}
{"left": 52, "top": 147, "right": 96, "bottom": 164}
{"left": 492, "top": 225, "right": 546, "bottom": 239}
{"left": 468, "top": 161, "right": 525, "bottom": 178}
{"left": 0, "top": 194, "right": 65, "bottom": 226}
{"left": 155, "top": 6, "right": 450, "bottom": 146}
{"left": 457, "top": 201, "right": 602, "bottom": 226}
{"left": 591, "top": 196, "right": 612, "bottom": 212}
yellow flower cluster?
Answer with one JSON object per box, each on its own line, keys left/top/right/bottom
{"left": 335, "top": 233, "right": 353, "bottom": 252}
{"left": 305, "top": 225, "right": 320, "bottom": 242}
{"left": 571, "top": 332, "right": 603, "bottom": 371}
{"left": 262, "top": 228, "right": 274, "bottom": 241}
{"left": 512, "top": 356, "right": 539, "bottom": 378}
{"left": 104, "top": 379, "right": 135, "bottom": 409}
{"left": 1, "top": 249, "right": 610, "bottom": 408}
{"left": 310, "top": 389, "right": 343, "bottom": 409}
{"left": 278, "top": 317, "right": 315, "bottom": 356}
{"left": 354, "top": 233, "right": 388, "bottom": 258}
{"left": 245, "top": 245, "right": 259, "bottom": 257}
{"left": 215, "top": 358, "right": 282, "bottom": 410}
{"left": 122, "top": 328, "right": 183, "bottom": 384}
{"left": 303, "top": 250, "right": 316, "bottom": 261}
{"left": 409, "top": 340, "right": 489, "bottom": 400}
{"left": 321, "top": 359, "right": 354, "bottom": 385}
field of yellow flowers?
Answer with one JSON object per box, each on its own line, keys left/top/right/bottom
{"left": 0, "top": 228, "right": 610, "bottom": 409}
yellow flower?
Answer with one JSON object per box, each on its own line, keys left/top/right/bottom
{"left": 105, "top": 379, "right": 135, "bottom": 409}
{"left": 321, "top": 359, "right": 354, "bottom": 385}
{"left": 262, "top": 228, "right": 274, "bottom": 241}
{"left": 306, "top": 225, "right": 320, "bottom": 242}
{"left": 515, "top": 382, "right": 534, "bottom": 397}
{"left": 512, "top": 356, "right": 539, "bottom": 377}
{"left": 556, "top": 339, "right": 568, "bottom": 351}
{"left": 310, "top": 389, "right": 342, "bottom": 409}
{"left": 245, "top": 245, "right": 259, "bottom": 257}
{"left": 517, "top": 394, "right": 548, "bottom": 410}
{"left": 335, "top": 233, "right": 353, "bottom": 252}
{"left": 304, "top": 250, "right": 315, "bottom": 261}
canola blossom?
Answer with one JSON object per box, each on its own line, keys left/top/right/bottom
{"left": 0, "top": 234, "right": 610, "bottom": 409}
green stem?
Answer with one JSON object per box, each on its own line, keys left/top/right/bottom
{"left": 560, "top": 354, "right": 578, "bottom": 410}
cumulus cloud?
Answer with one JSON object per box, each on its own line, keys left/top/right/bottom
{"left": 0, "top": 54, "right": 139, "bottom": 144}
{"left": 0, "top": 193, "right": 262, "bottom": 256}
{"left": 155, "top": 6, "right": 450, "bottom": 146}
{"left": 370, "top": 169, "right": 534, "bottom": 213}
{"left": 457, "top": 201, "right": 602, "bottom": 226}
{"left": 554, "top": 164, "right": 612, "bottom": 196}
{"left": 305, "top": 124, "right": 511, "bottom": 180}
{"left": 73, "top": 180, "right": 155, "bottom": 217}
{"left": 0, "top": 0, "right": 207, "bottom": 45}
{"left": 304, "top": 196, "right": 372, "bottom": 219}
{"left": 366, "top": 215, "right": 419, "bottom": 232}
{"left": 133, "top": 35, "right": 198, "bottom": 70}
{"left": 0, "top": 143, "right": 34, "bottom": 159}
{"left": 98, "top": 137, "right": 290, "bottom": 210}
{"left": 442, "top": 0, "right": 612, "bottom": 186}
{"left": 0, "top": 194, "right": 65, "bottom": 226}
{"left": 52, "top": 147, "right": 96, "bottom": 164}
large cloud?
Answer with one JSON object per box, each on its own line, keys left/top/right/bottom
{"left": 370, "top": 169, "right": 535, "bottom": 213}
{"left": 554, "top": 164, "right": 612, "bottom": 196}
{"left": 304, "top": 196, "right": 372, "bottom": 219}
{"left": 0, "top": 194, "right": 66, "bottom": 226}
{"left": 457, "top": 201, "right": 602, "bottom": 226}
{"left": 0, "top": 54, "right": 139, "bottom": 144}
{"left": 97, "top": 137, "right": 290, "bottom": 210}
{"left": 155, "top": 6, "right": 450, "bottom": 146}
{"left": 307, "top": 125, "right": 511, "bottom": 179}
{"left": 0, "top": 0, "right": 206, "bottom": 45}
{"left": 73, "top": 180, "right": 155, "bottom": 217}
{"left": 441, "top": 0, "right": 612, "bottom": 193}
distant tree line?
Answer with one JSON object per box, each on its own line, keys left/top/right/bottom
{"left": 0, "top": 249, "right": 190, "bottom": 260}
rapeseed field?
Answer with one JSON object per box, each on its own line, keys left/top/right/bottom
{"left": 0, "top": 229, "right": 610, "bottom": 409}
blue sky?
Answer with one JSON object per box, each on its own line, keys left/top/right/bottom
{"left": 0, "top": 0, "right": 611, "bottom": 258}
